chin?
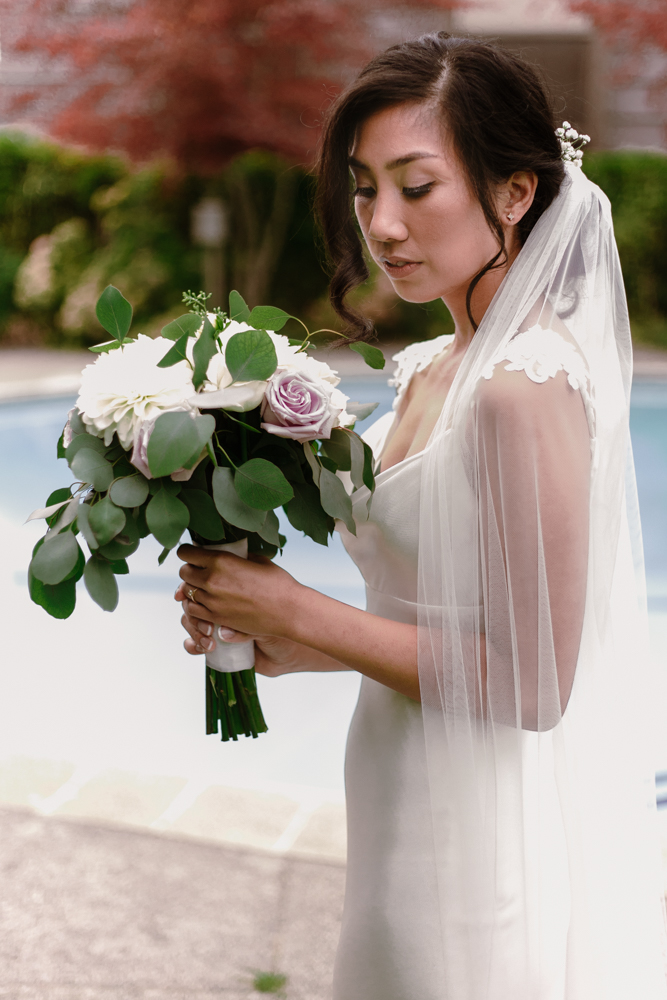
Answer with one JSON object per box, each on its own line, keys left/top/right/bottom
{"left": 390, "top": 284, "right": 445, "bottom": 305}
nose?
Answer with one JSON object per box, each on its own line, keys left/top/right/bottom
{"left": 367, "top": 191, "right": 409, "bottom": 245}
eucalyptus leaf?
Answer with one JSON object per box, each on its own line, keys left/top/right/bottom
{"left": 109, "top": 474, "right": 150, "bottom": 508}
{"left": 302, "top": 441, "right": 321, "bottom": 486}
{"left": 180, "top": 489, "right": 225, "bottom": 541}
{"left": 147, "top": 412, "right": 215, "bottom": 478}
{"left": 285, "top": 482, "right": 332, "bottom": 546}
{"left": 319, "top": 468, "right": 356, "bottom": 535}
{"left": 211, "top": 467, "right": 267, "bottom": 532}
{"left": 30, "top": 530, "right": 80, "bottom": 585}
{"left": 161, "top": 313, "right": 202, "bottom": 340}
{"left": 76, "top": 502, "right": 98, "bottom": 550}
{"left": 349, "top": 432, "right": 366, "bottom": 491}
{"left": 95, "top": 285, "right": 133, "bottom": 341}
{"left": 89, "top": 339, "right": 134, "bottom": 354}
{"left": 157, "top": 332, "right": 190, "bottom": 369}
{"left": 247, "top": 305, "right": 290, "bottom": 331}
{"left": 349, "top": 342, "right": 386, "bottom": 370}
{"left": 229, "top": 289, "right": 251, "bottom": 322}
{"left": 97, "top": 511, "right": 140, "bottom": 560}
{"left": 146, "top": 490, "right": 190, "bottom": 549}
{"left": 70, "top": 449, "right": 114, "bottom": 491}
{"left": 234, "top": 458, "right": 293, "bottom": 511}
{"left": 257, "top": 509, "right": 280, "bottom": 545}
{"left": 109, "top": 558, "right": 130, "bottom": 574}
{"left": 69, "top": 409, "right": 86, "bottom": 435}
{"left": 29, "top": 571, "right": 77, "bottom": 619}
{"left": 148, "top": 476, "right": 182, "bottom": 496}
{"left": 84, "top": 556, "right": 119, "bottom": 611}
{"left": 192, "top": 318, "right": 218, "bottom": 389}
{"left": 321, "top": 428, "right": 352, "bottom": 471}
{"left": 345, "top": 400, "right": 379, "bottom": 421}
{"left": 66, "top": 433, "right": 106, "bottom": 462}
{"left": 64, "top": 543, "right": 86, "bottom": 583}
{"left": 89, "top": 495, "right": 126, "bottom": 547}
{"left": 225, "top": 329, "right": 277, "bottom": 384}
{"left": 362, "top": 440, "right": 375, "bottom": 491}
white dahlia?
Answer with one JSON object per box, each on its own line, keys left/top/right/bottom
{"left": 76, "top": 334, "right": 195, "bottom": 448}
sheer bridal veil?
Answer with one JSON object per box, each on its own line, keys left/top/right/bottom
{"left": 418, "top": 162, "right": 667, "bottom": 998}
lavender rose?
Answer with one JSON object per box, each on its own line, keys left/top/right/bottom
{"left": 261, "top": 369, "right": 346, "bottom": 442}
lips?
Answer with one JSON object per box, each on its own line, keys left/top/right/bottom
{"left": 379, "top": 257, "right": 422, "bottom": 279}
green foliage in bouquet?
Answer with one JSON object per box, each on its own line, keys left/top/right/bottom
{"left": 27, "top": 284, "right": 382, "bottom": 740}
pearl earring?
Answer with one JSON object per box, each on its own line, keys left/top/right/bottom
{"left": 507, "top": 212, "right": 514, "bottom": 222}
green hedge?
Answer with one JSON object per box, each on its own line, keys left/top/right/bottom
{"left": 0, "top": 133, "right": 330, "bottom": 346}
{"left": 0, "top": 134, "right": 666, "bottom": 348}
{"left": 584, "top": 151, "right": 667, "bottom": 346}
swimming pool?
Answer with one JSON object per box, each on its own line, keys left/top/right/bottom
{"left": 1, "top": 376, "right": 666, "bottom": 793}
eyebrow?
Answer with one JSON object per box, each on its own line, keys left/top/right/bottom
{"left": 348, "top": 152, "right": 439, "bottom": 171}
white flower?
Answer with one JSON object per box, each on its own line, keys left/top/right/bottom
{"left": 196, "top": 351, "right": 267, "bottom": 412}
{"left": 193, "top": 318, "right": 341, "bottom": 412}
{"left": 77, "top": 334, "right": 195, "bottom": 448}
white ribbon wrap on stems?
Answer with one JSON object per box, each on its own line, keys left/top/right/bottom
{"left": 196, "top": 538, "right": 255, "bottom": 673}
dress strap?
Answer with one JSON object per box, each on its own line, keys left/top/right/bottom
{"left": 389, "top": 334, "right": 455, "bottom": 411}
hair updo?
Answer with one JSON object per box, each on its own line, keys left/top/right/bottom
{"left": 316, "top": 33, "right": 566, "bottom": 338}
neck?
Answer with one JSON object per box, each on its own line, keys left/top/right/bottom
{"left": 444, "top": 241, "right": 519, "bottom": 351}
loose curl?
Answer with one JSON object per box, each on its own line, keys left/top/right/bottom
{"left": 316, "top": 33, "right": 566, "bottom": 339}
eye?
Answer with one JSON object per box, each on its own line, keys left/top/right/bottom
{"left": 353, "top": 186, "right": 375, "bottom": 199}
{"left": 403, "top": 183, "right": 433, "bottom": 199}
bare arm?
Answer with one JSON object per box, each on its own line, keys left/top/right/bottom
{"left": 175, "top": 552, "right": 421, "bottom": 700}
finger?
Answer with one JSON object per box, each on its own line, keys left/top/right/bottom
{"left": 177, "top": 544, "right": 240, "bottom": 569}
{"left": 178, "top": 562, "right": 210, "bottom": 590}
{"left": 184, "top": 635, "right": 206, "bottom": 656}
{"left": 182, "top": 598, "right": 217, "bottom": 624}
{"left": 181, "top": 612, "right": 212, "bottom": 643}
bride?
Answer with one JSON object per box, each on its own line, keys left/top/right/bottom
{"left": 175, "top": 33, "right": 667, "bottom": 999}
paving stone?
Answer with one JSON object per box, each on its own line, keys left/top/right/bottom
{"left": 169, "top": 785, "right": 299, "bottom": 851}
{"left": 0, "top": 807, "right": 343, "bottom": 1000}
{"left": 291, "top": 804, "right": 346, "bottom": 862}
{"left": 55, "top": 771, "right": 187, "bottom": 827}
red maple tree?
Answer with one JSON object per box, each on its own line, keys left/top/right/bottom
{"left": 0, "top": 0, "right": 458, "bottom": 172}
{"left": 569, "top": 0, "right": 667, "bottom": 105}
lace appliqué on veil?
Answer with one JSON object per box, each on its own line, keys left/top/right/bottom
{"left": 482, "top": 324, "right": 596, "bottom": 444}
{"left": 389, "top": 334, "right": 455, "bottom": 411}
{"left": 481, "top": 325, "right": 589, "bottom": 389}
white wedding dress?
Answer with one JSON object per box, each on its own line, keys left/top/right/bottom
{"left": 332, "top": 326, "right": 667, "bottom": 999}
{"left": 333, "top": 338, "right": 451, "bottom": 1000}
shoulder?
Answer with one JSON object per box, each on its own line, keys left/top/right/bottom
{"left": 476, "top": 325, "right": 593, "bottom": 433}
{"left": 389, "top": 334, "right": 455, "bottom": 411}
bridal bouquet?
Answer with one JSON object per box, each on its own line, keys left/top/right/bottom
{"left": 27, "top": 285, "right": 381, "bottom": 741}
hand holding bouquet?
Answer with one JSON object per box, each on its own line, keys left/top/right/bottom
{"left": 27, "top": 285, "right": 382, "bottom": 741}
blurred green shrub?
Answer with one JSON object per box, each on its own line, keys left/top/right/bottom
{"left": 584, "top": 151, "right": 667, "bottom": 347}
{"left": 2, "top": 135, "right": 666, "bottom": 349}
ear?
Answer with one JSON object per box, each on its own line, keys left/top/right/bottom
{"left": 499, "top": 171, "right": 538, "bottom": 227}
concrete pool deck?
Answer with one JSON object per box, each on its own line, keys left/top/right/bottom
{"left": 2, "top": 342, "right": 667, "bottom": 998}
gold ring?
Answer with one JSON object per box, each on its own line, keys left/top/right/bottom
{"left": 186, "top": 587, "right": 198, "bottom": 603}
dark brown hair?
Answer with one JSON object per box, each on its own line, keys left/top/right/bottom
{"left": 316, "top": 33, "right": 565, "bottom": 338}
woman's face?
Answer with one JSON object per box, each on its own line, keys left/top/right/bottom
{"left": 350, "top": 102, "right": 510, "bottom": 306}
